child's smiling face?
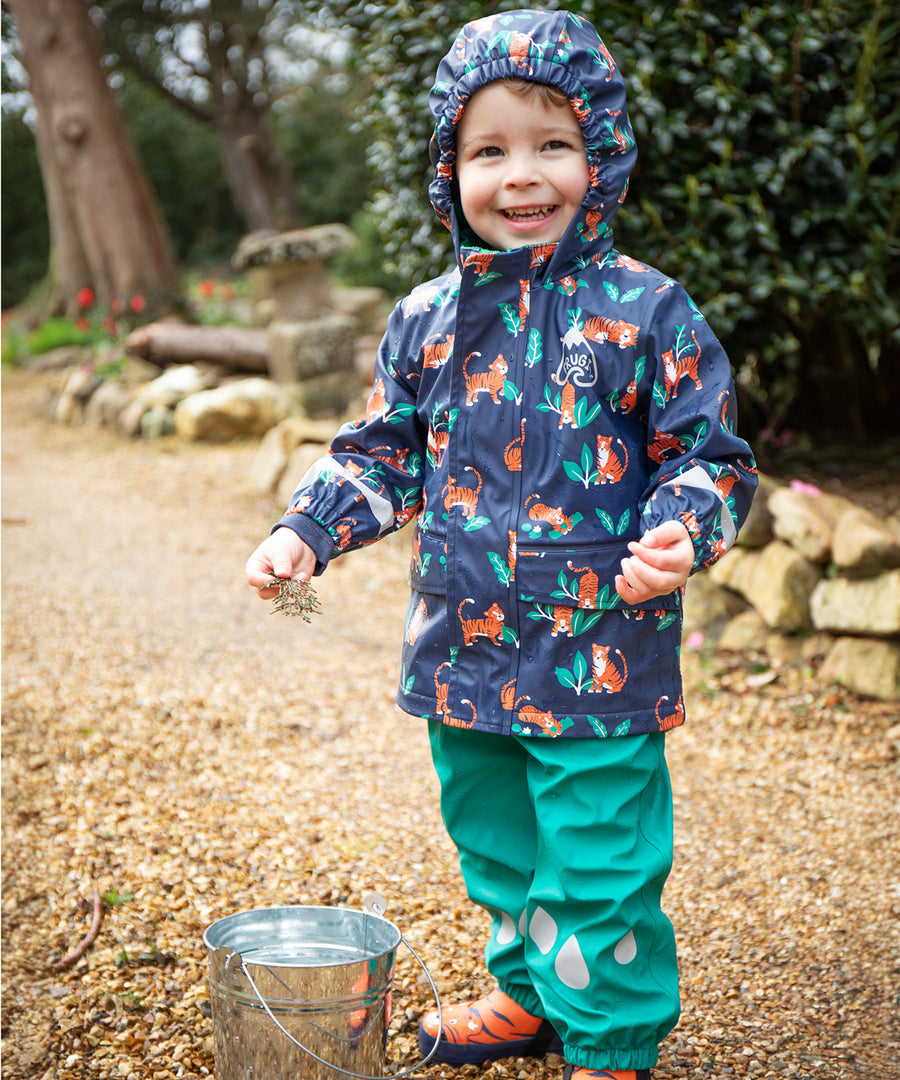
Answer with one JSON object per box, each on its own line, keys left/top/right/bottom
{"left": 455, "top": 81, "right": 590, "bottom": 251}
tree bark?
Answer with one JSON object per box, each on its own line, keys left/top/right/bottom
{"left": 9, "top": 0, "right": 176, "bottom": 317}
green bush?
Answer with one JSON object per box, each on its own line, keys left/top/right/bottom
{"left": 322, "top": 0, "right": 900, "bottom": 440}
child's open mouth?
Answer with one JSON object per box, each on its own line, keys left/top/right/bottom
{"left": 501, "top": 206, "right": 557, "bottom": 222}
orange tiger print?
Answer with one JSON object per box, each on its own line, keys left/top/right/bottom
{"left": 518, "top": 278, "right": 530, "bottom": 325}
{"left": 406, "top": 597, "right": 428, "bottom": 644}
{"left": 581, "top": 208, "right": 604, "bottom": 240}
{"left": 595, "top": 434, "right": 628, "bottom": 484}
{"left": 423, "top": 334, "right": 454, "bottom": 369}
{"left": 463, "top": 351, "right": 508, "bottom": 405}
{"left": 530, "top": 243, "right": 557, "bottom": 267}
{"left": 582, "top": 315, "right": 640, "bottom": 348}
{"left": 517, "top": 702, "right": 563, "bottom": 736}
{"left": 427, "top": 424, "right": 450, "bottom": 466}
{"left": 589, "top": 643, "right": 628, "bottom": 693}
{"left": 507, "top": 530, "right": 518, "bottom": 580}
{"left": 662, "top": 332, "right": 702, "bottom": 398}
{"left": 435, "top": 662, "right": 452, "bottom": 721}
{"left": 287, "top": 494, "right": 312, "bottom": 515}
{"left": 500, "top": 681, "right": 562, "bottom": 736}
{"left": 402, "top": 283, "right": 443, "bottom": 315}
{"left": 444, "top": 699, "right": 478, "bottom": 729}
{"left": 609, "top": 253, "right": 650, "bottom": 273}
{"left": 557, "top": 379, "right": 577, "bottom": 429}
{"left": 458, "top": 598, "right": 505, "bottom": 645}
{"left": 444, "top": 466, "right": 482, "bottom": 519}
{"left": 370, "top": 445, "right": 411, "bottom": 471}
{"left": 616, "top": 372, "right": 639, "bottom": 414}
{"left": 465, "top": 252, "right": 497, "bottom": 277}
{"left": 508, "top": 31, "right": 535, "bottom": 74}
{"left": 366, "top": 377, "right": 386, "bottom": 421}
{"left": 567, "top": 561, "right": 600, "bottom": 608}
{"left": 526, "top": 493, "right": 574, "bottom": 534}
{"left": 551, "top": 606, "right": 574, "bottom": 637}
{"left": 504, "top": 419, "right": 526, "bottom": 471}
{"left": 647, "top": 430, "right": 686, "bottom": 464}
{"left": 656, "top": 694, "right": 684, "bottom": 731}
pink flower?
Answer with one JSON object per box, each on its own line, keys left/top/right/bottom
{"left": 685, "top": 632, "right": 705, "bottom": 652}
{"left": 789, "top": 480, "right": 822, "bottom": 497}
{"left": 77, "top": 287, "right": 95, "bottom": 309}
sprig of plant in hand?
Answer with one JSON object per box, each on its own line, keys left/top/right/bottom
{"left": 266, "top": 576, "right": 322, "bottom": 621}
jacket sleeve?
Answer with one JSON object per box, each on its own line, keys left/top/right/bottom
{"left": 639, "top": 284, "right": 757, "bottom": 571}
{"left": 272, "top": 303, "right": 427, "bottom": 574}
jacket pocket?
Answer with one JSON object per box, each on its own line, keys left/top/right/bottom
{"left": 515, "top": 539, "right": 681, "bottom": 611}
{"left": 409, "top": 528, "right": 448, "bottom": 596}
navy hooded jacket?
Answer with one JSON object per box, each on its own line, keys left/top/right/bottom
{"left": 276, "top": 9, "right": 758, "bottom": 739}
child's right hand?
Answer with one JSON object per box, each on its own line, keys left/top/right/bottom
{"left": 245, "top": 527, "right": 317, "bottom": 599}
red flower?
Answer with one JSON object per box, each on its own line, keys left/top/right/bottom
{"left": 77, "top": 287, "right": 95, "bottom": 309}
{"left": 75, "top": 317, "right": 90, "bottom": 332}
{"left": 129, "top": 294, "right": 147, "bottom": 314}
{"left": 198, "top": 279, "right": 217, "bottom": 299}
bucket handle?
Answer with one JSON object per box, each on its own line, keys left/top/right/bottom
{"left": 237, "top": 896, "right": 442, "bottom": 1080}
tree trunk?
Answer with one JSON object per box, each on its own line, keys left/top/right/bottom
{"left": 9, "top": 0, "right": 176, "bottom": 318}
{"left": 124, "top": 322, "right": 269, "bottom": 373}
{"left": 217, "top": 107, "right": 303, "bottom": 234}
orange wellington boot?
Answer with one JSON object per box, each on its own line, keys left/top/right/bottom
{"left": 418, "top": 987, "right": 562, "bottom": 1065}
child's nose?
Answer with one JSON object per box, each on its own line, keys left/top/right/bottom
{"left": 503, "top": 152, "right": 540, "bottom": 187}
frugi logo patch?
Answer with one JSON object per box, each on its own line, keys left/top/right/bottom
{"left": 553, "top": 309, "right": 598, "bottom": 388}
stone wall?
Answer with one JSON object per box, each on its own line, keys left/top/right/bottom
{"left": 690, "top": 476, "right": 900, "bottom": 702}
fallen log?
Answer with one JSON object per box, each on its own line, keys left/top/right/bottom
{"left": 125, "top": 321, "right": 269, "bottom": 373}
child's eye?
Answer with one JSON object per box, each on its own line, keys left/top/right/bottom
{"left": 477, "top": 145, "right": 503, "bottom": 158}
{"left": 545, "top": 139, "right": 572, "bottom": 151}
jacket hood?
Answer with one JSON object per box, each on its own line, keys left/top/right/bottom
{"left": 428, "top": 9, "right": 637, "bottom": 264}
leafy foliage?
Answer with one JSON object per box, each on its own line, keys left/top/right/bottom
{"left": 317, "top": 0, "right": 900, "bottom": 439}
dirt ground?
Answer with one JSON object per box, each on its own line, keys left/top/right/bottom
{"left": 2, "top": 366, "right": 899, "bottom": 1080}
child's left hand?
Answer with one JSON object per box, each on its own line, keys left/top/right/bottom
{"left": 615, "top": 520, "right": 694, "bottom": 603}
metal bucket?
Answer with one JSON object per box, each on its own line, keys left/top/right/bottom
{"left": 204, "top": 899, "right": 440, "bottom": 1080}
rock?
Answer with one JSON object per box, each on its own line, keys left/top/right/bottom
{"left": 233, "top": 224, "right": 356, "bottom": 270}
{"left": 173, "top": 378, "right": 297, "bottom": 442}
{"left": 719, "top": 609, "right": 767, "bottom": 652}
{"left": 293, "top": 370, "right": 360, "bottom": 418}
{"left": 831, "top": 506, "right": 900, "bottom": 574}
{"left": 250, "top": 416, "right": 338, "bottom": 495}
{"left": 809, "top": 569, "right": 900, "bottom": 637}
{"left": 55, "top": 367, "right": 102, "bottom": 425}
{"left": 118, "top": 398, "right": 150, "bottom": 438}
{"left": 276, "top": 443, "right": 331, "bottom": 507}
{"left": 818, "top": 637, "right": 900, "bottom": 701}
{"left": 682, "top": 570, "right": 747, "bottom": 641}
{"left": 82, "top": 380, "right": 135, "bottom": 431}
{"left": 141, "top": 406, "right": 176, "bottom": 439}
{"left": 334, "top": 286, "right": 388, "bottom": 336}
{"left": 710, "top": 541, "right": 823, "bottom": 631}
{"left": 267, "top": 315, "right": 357, "bottom": 383}
{"left": 136, "top": 364, "right": 219, "bottom": 409}
{"left": 233, "top": 224, "right": 356, "bottom": 324}
{"left": 734, "top": 472, "right": 778, "bottom": 549}
{"left": 767, "top": 486, "right": 856, "bottom": 563}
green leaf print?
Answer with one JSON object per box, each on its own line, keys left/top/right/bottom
{"left": 385, "top": 402, "right": 418, "bottom": 424}
{"left": 474, "top": 272, "right": 502, "bottom": 286}
{"left": 501, "top": 625, "right": 520, "bottom": 647}
{"left": 573, "top": 398, "right": 603, "bottom": 427}
{"left": 587, "top": 715, "right": 609, "bottom": 737}
{"left": 503, "top": 380, "right": 522, "bottom": 403}
{"left": 603, "top": 281, "right": 619, "bottom": 302}
{"left": 620, "top": 287, "right": 646, "bottom": 303}
{"left": 526, "top": 328, "right": 542, "bottom": 367}
{"left": 613, "top": 719, "right": 633, "bottom": 737}
{"left": 499, "top": 304, "right": 523, "bottom": 335}
{"left": 616, "top": 509, "right": 631, "bottom": 535}
{"left": 563, "top": 444, "right": 595, "bottom": 488}
{"left": 556, "top": 650, "right": 589, "bottom": 695}
{"left": 462, "top": 515, "right": 490, "bottom": 532}
{"left": 657, "top": 612, "right": 678, "bottom": 632}
{"left": 488, "top": 551, "right": 512, "bottom": 586}
{"left": 596, "top": 509, "right": 616, "bottom": 534}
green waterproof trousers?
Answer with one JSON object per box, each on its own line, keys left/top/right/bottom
{"left": 428, "top": 724, "right": 680, "bottom": 1074}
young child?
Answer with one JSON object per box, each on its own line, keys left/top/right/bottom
{"left": 246, "top": 10, "right": 757, "bottom": 1079}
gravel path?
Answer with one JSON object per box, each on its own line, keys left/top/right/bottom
{"left": 2, "top": 367, "right": 898, "bottom": 1080}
